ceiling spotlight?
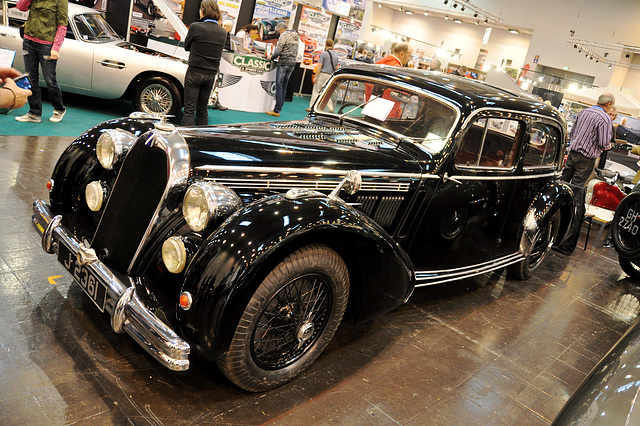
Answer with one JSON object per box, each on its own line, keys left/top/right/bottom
{"left": 378, "top": 2, "right": 381, "bottom": 7}
{"left": 475, "top": 20, "right": 479, "bottom": 25}
{"left": 461, "top": 6, "right": 465, "bottom": 11}
{"left": 570, "top": 30, "right": 575, "bottom": 36}
{"left": 424, "top": 11, "right": 429, "bottom": 16}
{"left": 595, "top": 60, "right": 599, "bottom": 63}
{"left": 484, "top": 18, "right": 488, "bottom": 24}
{"left": 444, "top": 15, "right": 449, "bottom": 20}
{"left": 626, "top": 53, "right": 631, "bottom": 59}
{"left": 453, "top": 3, "right": 458, "bottom": 8}
{"left": 444, "top": 0, "right": 448, "bottom": 4}
{"left": 589, "top": 56, "right": 593, "bottom": 60}
{"left": 473, "top": 12, "right": 478, "bottom": 18}
{"left": 573, "top": 44, "right": 577, "bottom": 49}
{"left": 604, "top": 52, "right": 609, "bottom": 57}
{"left": 608, "top": 64, "right": 612, "bottom": 69}
{"left": 578, "top": 49, "right": 581, "bottom": 53}
{"left": 399, "top": 5, "right": 403, "bottom": 11}
{"left": 406, "top": 10, "right": 413, "bottom": 14}
{"left": 453, "top": 18, "right": 463, "bottom": 23}
{"left": 509, "top": 29, "right": 519, "bottom": 34}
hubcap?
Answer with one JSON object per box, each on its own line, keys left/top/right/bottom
{"left": 140, "top": 84, "right": 172, "bottom": 115}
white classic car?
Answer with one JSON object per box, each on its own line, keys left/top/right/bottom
{"left": 0, "top": 1, "right": 187, "bottom": 115}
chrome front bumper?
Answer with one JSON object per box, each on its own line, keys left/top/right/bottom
{"left": 32, "top": 199, "right": 190, "bottom": 371}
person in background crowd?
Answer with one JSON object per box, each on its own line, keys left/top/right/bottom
{"left": 376, "top": 43, "right": 413, "bottom": 67}
{"left": 598, "top": 105, "right": 618, "bottom": 169}
{"left": 451, "top": 65, "right": 468, "bottom": 77}
{"left": 235, "top": 24, "right": 259, "bottom": 54}
{"left": 266, "top": 22, "right": 300, "bottom": 117}
{"left": 0, "top": 67, "right": 32, "bottom": 111}
{"left": 354, "top": 46, "right": 365, "bottom": 61}
{"left": 362, "top": 50, "right": 374, "bottom": 64}
{"left": 429, "top": 58, "right": 442, "bottom": 72}
{"left": 181, "top": 0, "right": 226, "bottom": 125}
{"left": 554, "top": 92, "right": 616, "bottom": 255}
{"left": 308, "top": 39, "right": 339, "bottom": 111}
{"left": 285, "top": 34, "right": 305, "bottom": 103}
{"left": 15, "top": 0, "right": 67, "bottom": 123}
{"left": 222, "top": 20, "right": 233, "bottom": 51}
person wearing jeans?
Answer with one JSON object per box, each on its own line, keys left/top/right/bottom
{"left": 266, "top": 22, "right": 299, "bottom": 117}
{"left": 15, "top": 0, "right": 67, "bottom": 123}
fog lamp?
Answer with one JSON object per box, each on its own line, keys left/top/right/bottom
{"left": 183, "top": 182, "right": 241, "bottom": 232}
{"left": 85, "top": 181, "right": 105, "bottom": 212}
{"left": 162, "top": 237, "right": 187, "bottom": 274}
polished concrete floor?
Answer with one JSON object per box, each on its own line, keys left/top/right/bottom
{"left": 0, "top": 134, "right": 636, "bottom": 425}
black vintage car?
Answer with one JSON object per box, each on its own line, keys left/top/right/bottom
{"left": 612, "top": 187, "right": 640, "bottom": 279}
{"left": 32, "top": 65, "right": 575, "bottom": 391}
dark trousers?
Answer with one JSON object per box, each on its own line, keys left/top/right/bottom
{"left": 562, "top": 151, "right": 597, "bottom": 188}
{"left": 555, "top": 184, "right": 586, "bottom": 253}
{"left": 23, "top": 39, "right": 65, "bottom": 117}
{"left": 182, "top": 68, "right": 215, "bottom": 126}
{"left": 274, "top": 64, "right": 294, "bottom": 113}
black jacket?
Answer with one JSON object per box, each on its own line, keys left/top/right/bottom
{"left": 184, "top": 19, "right": 227, "bottom": 73}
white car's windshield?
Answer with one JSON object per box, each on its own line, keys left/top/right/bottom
{"left": 315, "top": 76, "right": 458, "bottom": 153}
{"left": 74, "top": 13, "right": 121, "bottom": 43}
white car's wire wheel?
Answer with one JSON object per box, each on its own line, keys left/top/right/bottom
{"left": 134, "top": 76, "right": 182, "bottom": 116}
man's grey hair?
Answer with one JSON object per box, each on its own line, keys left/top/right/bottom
{"left": 276, "top": 22, "right": 288, "bottom": 31}
{"left": 597, "top": 92, "right": 615, "bottom": 106}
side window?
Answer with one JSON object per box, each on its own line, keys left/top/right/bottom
{"left": 456, "top": 117, "right": 522, "bottom": 168}
{"left": 523, "top": 123, "right": 560, "bottom": 168}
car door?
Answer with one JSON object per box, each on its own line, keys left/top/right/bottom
{"left": 55, "top": 14, "right": 93, "bottom": 93}
{"left": 407, "top": 113, "right": 525, "bottom": 283}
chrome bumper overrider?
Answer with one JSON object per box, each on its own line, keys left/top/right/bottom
{"left": 32, "top": 199, "right": 190, "bottom": 371}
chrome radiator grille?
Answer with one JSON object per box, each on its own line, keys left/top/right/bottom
{"left": 90, "top": 141, "right": 168, "bottom": 273}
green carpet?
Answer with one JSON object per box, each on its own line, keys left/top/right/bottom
{"left": 0, "top": 92, "right": 310, "bottom": 137}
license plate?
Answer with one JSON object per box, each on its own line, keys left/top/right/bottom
{"left": 58, "top": 242, "right": 108, "bottom": 312}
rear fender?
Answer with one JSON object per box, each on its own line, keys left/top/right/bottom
{"left": 176, "top": 193, "right": 415, "bottom": 360}
{"left": 520, "top": 181, "right": 575, "bottom": 254}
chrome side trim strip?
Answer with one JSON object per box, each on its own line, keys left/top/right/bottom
{"left": 32, "top": 199, "right": 190, "bottom": 371}
{"left": 415, "top": 252, "right": 524, "bottom": 286}
{"left": 194, "top": 165, "right": 424, "bottom": 179}
{"left": 449, "top": 172, "right": 558, "bottom": 181}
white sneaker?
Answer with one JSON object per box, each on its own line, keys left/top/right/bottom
{"left": 50, "top": 109, "right": 66, "bottom": 123}
{"left": 15, "top": 113, "right": 41, "bottom": 123}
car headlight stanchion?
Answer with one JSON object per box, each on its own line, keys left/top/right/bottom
{"left": 96, "top": 129, "right": 137, "bottom": 170}
{"left": 182, "top": 182, "right": 242, "bottom": 232}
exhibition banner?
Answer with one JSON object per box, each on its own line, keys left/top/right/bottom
{"left": 218, "top": 0, "right": 243, "bottom": 32}
{"left": 335, "top": 18, "right": 361, "bottom": 58}
{"left": 253, "top": 0, "right": 296, "bottom": 22}
{"left": 298, "top": 5, "right": 332, "bottom": 69}
{"left": 322, "top": 0, "right": 366, "bottom": 22}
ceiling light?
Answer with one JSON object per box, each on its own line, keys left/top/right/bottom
{"left": 475, "top": 20, "right": 479, "bottom": 25}
{"left": 453, "top": 19, "right": 463, "bottom": 23}
{"left": 406, "top": 10, "right": 413, "bottom": 14}
{"left": 453, "top": 3, "right": 458, "bottom": 8}
{"left": 473, "top": 12, "right": 478, "bottom": 17}
{"left": 509, "top": 29, "right": 519, "bottom": 34}
{"left": 399, "top": 5, "right": 403, "bottom": 11}
{"left": 578, "top": 49, "right": 581, "bottom": 53}
{"left": 626, "top": 53, "right": 631, "bottom": 59}
{"left": 444, "top": 15, "right": 449, "bottom": 20}
{"left": 484, "top": 18, "right": 488, "bottom": 24}
{"left": 444, "top": 0, "right": 448, "bottom": 4}
{"left": 461, "top": 6, "right": 465, "bottom": 11}
{"left": 608, "top": 64, "right": 612, "bottom": 69}
{"left": 378, "top": 2, "right": 381, "bottom": 7}
{"left": 573, "top": 44, "right": 577, "bottom": 49}
{"left": 424, "top": 11, "right": 429, "bottom": 16}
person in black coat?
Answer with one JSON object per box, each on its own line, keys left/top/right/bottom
{"left": 181, "top": 0, "right": 227, "bottom": 125}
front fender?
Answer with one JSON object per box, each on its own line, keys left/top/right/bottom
{"left": 176, "top": 193, "right": 415, "bottom": 360}
{"left": 520, "top": 180, "right": 575, "bottom": 255}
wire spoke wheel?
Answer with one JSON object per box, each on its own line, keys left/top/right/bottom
{"left": 140, "top": 84, "right": 173, "bottom": 115}
{"left": 508, "top": 211, "right": 560, "bottom": 280}
{"left": 218, "top": 244, "right": 349, "bottom": 392}
{"left": 252, "top": 274, "right": 330, "bottom": 369}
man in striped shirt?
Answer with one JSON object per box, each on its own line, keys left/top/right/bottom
{"left": 562, "top": 93, "right": 615, "bottom": 188}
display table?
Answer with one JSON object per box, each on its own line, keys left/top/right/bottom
{"left": 217, "top": 52, "right": 276, "bottom": 113}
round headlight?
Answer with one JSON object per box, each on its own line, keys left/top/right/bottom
{"left": 85, "top": 181, "right": 105, "bottom": 212}
{"left": 183, "top": 182, "right": 241, "bottom": 232}
{"left": 162, "top": 237, "right": 187, "bottom": 274}
{"left": 96, "top": 129, "right": 137, "bottom": 170}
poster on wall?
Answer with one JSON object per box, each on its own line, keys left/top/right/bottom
{"left": 130, "top": 0, "right": 184, "bottom": 42}
{"left": 322, "top": 0, "right": 366, "bottom": 22}
{"left": 334, "top": 18, "right": 360, "bottom": 59}
{"left": 298, "top": 5, "right": 332, "bottom": 69}
{"left": 252, "top": 0, "right": 297, "bottom": 42}
{"left": 218, "top": 0, "right": 242, "bottom": 33}
{"left": 73, "top": 0, "right": 108, "bottom": 12}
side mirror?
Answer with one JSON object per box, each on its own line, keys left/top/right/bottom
{"left": 329, "top": 170, "right": 362, "bottom": 200}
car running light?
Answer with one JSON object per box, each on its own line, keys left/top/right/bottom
{"left": 96, "top": 129, "right": 137, "bottom": 170}
{"left": 162, "top": 237, "right": 187, "bottom": 274}
{"left": 85, "top": 181, "right": 105, "bottom": 211}
{"left": 179, "top": 292, "right": 193, "bottom": 310}
{"left": 182, "top": 182, "right": 241, "bottom": 232}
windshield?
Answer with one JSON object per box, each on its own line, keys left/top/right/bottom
{"left": 314, "top": 76, "right": 458, "bottom": 153}
{"left": 73, "top": 13, "right": 121, "bottom": 43}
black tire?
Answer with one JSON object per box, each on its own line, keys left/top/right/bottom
{"left": 619, "top": 255, "right": 640, "bottom": 280}
{"left": 218, "top": 244, "right": 349, "bottom": 392}
{"left": 133, "top": 76, "right": 182, "bottom": 117}
{"left": 508, "top": 211, "right": 560, "bottom": 280}
{"left": 612, "top": 192, "right": 640, "bottom": 259}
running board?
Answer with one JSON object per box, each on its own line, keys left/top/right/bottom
{"left": 415, "top": 252, "right": 525, "bottom": 287}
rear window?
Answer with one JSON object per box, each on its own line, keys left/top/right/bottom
{"left": 455, "top": 117, "right": 522, "bottom": 168}
{"left": 523, "top": 123, "right": 561, "bottom": 168}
